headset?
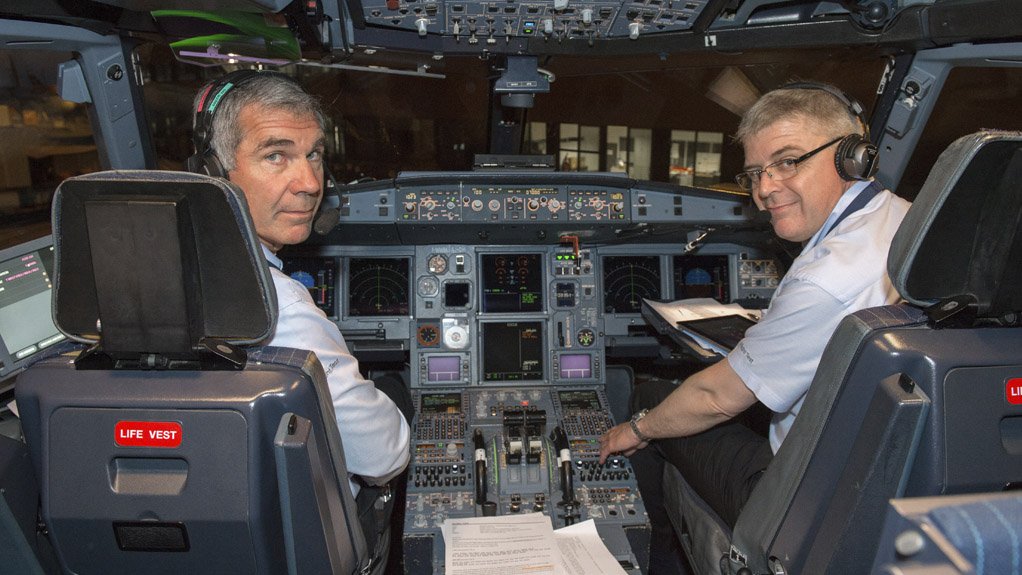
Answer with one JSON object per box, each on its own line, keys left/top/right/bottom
{"left": 779, "top": 82, "right": 879, "bottom": 182}
{"left": 187, "top": 69, "right": 267, "bottom": 179}
{"left": 187, "top": 69, "right": 342, "bottom": 234}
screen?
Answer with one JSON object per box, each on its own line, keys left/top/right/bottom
{"left": 674, "top": 254, "right": 730, "bottom": 302}
{"left": 558, "top": 389, "right": 601, "bottom": 410}
{"left": 347, "top": 257, "right": 410, "bottom": 316}
{"left": 0, "top": 239, "right": 64, "bottom": 380}
{"left": 679, "top": 315, "right": 755, "bottom": 351}
{"left": 481, "top": 321, "right": 543, "bottom": 381}
{"left": 282, "top": 256, "right": 338, "bottom": 316}
{"left": 420, "top": 392, "right": 462, "bottom": 414}
{"left": 558, "top": 353, "right": 593, "bottom": 380}
{"left": 444, "top": 282, "right": 470, "bottom": 308}
{"left": 602, "top": 255, "right": 661, "bottom": 313}
{"left": 480, "top": 253, "right": 544, "bottom": 312}
{"left": 427, "top": 355, "right": 462, "bottom": 383}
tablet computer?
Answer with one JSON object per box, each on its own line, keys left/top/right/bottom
{"left": 677, "top": 314, "right": 757, "bottom": 352}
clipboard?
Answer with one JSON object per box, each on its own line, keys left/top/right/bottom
{"left": 676, "top": 314, "right": 757, "bottom": 352}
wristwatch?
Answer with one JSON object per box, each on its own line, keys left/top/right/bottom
{"left": 629, "top": 408, "right": 653, "bottom": 443}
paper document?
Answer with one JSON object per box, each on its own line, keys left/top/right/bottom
{"left": 643, "top": 298, "right": 760, "bottom": 356}
{"left": 442, "top": 514, "right": 628, "bottom": 575}
{"left": 643, "top": 297, "right": 759, "bottom": 324}
{"left": 554, "top": 520, "right": 628, "bottom": 575}
{"left": 443, "top": 513, "right": 558, "bottom": 575}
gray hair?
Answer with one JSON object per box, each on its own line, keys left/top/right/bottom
{"left": 735, "top": 84, "right": 863, "bottom": 146}
{"left": 192, "top": 72, "right": 326, "bottom": 171}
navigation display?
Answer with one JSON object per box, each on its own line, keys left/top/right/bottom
{"left": 602, "top": 255, "right": 661, "bottom": 313}
{"left": 347, "top": 257, "right": 410, "bottom": 316}
{"left": 480, "top": 253, "right": 543, "bottom": 313}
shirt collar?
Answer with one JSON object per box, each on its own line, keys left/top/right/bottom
{"left": 261, "top": 244, "right": 283, "bottom": 271}
{"left": 803, "top": 179, "right": 873, "bottom": 251}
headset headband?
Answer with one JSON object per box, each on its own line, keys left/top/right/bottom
{"left": 191, "top": 69, "right": 265, "bottom": 155}
{"left": 779, "top": 81, "right": 870, "bottom": 140}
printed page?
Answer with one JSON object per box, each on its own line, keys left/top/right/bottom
{"left": 443, "top": 512, "right": 559, "bottom": 575}
{"left": 553, "top": 520, "right": 628, "bottom": 575}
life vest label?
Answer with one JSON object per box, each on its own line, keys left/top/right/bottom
{"left": 1007, "top": 378, "right": 1022, "bottom": 406}
{"left": 114, "top": 421, "right": 183, "bottom": 448}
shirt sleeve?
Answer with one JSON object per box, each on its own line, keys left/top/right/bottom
{"left": 727, "top": 277, "right": 846, "bottom": 413}
{"left": 270, "top": 272, "right": 411, "bottom": 485}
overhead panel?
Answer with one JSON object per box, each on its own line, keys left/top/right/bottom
{"left": 359, "top": 0, "right": 711, "bottom": 44}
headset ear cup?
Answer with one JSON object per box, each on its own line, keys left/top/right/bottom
{"left": 185, "top": 150, "right": 228, "bottom": 179}
{"left": 203, "top": 151, "right": 228, "bottom": 179}
{"left": 834, "top": 134, "right": 879, "bottom": 181}
{"left": 185, "top": 152, "right": 206, "bottom": 175}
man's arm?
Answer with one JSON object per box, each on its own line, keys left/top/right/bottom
{"left": 271, "top": 274, "right": 411, "bottom": 484}
{"left": 598, "top": 359, "right": 756, "bottom": 463}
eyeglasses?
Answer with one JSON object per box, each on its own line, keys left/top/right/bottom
{"left": 735, "top": 136, "right": 844, "bottom": 191}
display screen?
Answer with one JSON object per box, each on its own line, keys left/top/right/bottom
{"left": 0, "top": 240, "right": 64, "bottom": 381}
{"left": 346, "top": 257, "right": 410, "bottom": 316}
{"left": 421, "top": 392, "right": 463, "bottom": 414}
{"left": 602, "top": 255, "right": 661, "bottom": 313}
{"left": 427, "top": 355, "right": 462, "bottom": 383}
{"left": 679, "top": 315, "right": 755, "bottom": 351}
{"left": 480, "top": 253, "right": 544, "bottom": 313}
{"left": 558, "top": 390, "right": 601, "bottom": 410}
{"left": 481, "top": 321, "right": 543, "bottom": 381}
{"left": 558, "top": 353, "right": 593, "bottom": 380}
{"left": 282, "top": 256, "right": 338, "bottom": 316}
{"left": 674, "top": 254, "right": 730, "bottom": 303}
{"left": 444, "top": 281, "right": 471, "bottom": 308}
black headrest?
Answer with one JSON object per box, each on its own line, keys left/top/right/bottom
{"left": 51, "top": 170, "right": 277, "bottom": 353}
{"left": 889, "top": 130, "right": 1022, "bottom": 318}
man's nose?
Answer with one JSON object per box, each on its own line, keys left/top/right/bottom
{"left": 291, "top": 160, "right": 322, "bottom": 194}
{"left": 755, "top": 172, "right": 781, "bottom": 204}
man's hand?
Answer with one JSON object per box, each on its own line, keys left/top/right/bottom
{"left": 598, "top": 422, "right": 648, "bottom": 464}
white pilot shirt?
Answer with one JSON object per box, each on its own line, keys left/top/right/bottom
{"left": 727, "top": 181, "right": 911, "bottom": 453}
{"left": 262, "top": 246, "right": 411, "bottom": 495}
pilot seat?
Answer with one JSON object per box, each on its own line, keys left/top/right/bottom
{"left": 16, "top": 170, "right": 386, "bottom": 574}
{"left": 664, "top": 130, "right": 1022, "bottom": 575}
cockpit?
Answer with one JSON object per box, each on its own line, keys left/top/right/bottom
{"left": 0, "top": 1, "right": 1021, "bottom": 574}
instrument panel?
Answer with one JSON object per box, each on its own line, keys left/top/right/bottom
{"left": 288, "top": 173, "right": 779, "bottom": 366}
{"left": 277, "top": 173, "right": 782, "bottom": 573}
{"left": 281, "top": 242, "right": 780, "bottom": 386}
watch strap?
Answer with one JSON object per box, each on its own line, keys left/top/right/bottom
{"left": 629, "top": 409, "right": 652, "bottom": 443}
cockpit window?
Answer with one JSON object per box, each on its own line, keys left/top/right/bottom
{"left": 0, "top": 50, "right": 100, "bottom": 250}
{"left": 899, "top": 66, "right": 1022, "bottom": 200}
{"left": 136, "top": 42, "right": 888, "bottom": 191}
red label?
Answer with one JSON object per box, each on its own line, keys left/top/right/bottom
{"left": 114, "top": 421, "right": 182, "bottom": 448}
{"left": 1007, "top": 378, "right": 1022, "bottom": 405}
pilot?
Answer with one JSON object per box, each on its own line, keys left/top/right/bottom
{"left": 598, "top": 83, "right": 911, "bottom": 572}
{"left": 189, "top": 70, "right": 412, "bottom": 542}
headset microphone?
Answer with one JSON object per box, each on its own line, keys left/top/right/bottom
{"left": 313, "top": 168, "right": 342, "bottom": 235}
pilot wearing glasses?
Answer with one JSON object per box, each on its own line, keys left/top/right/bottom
{"left": 598, "top": 83, "right": 910, "bottom": 573}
